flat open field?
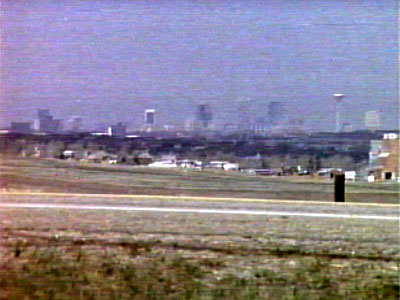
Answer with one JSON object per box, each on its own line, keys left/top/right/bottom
{"left": 1, "top": 156, "right": 399, "bottom": 203}
{"left": 1, "top": 195, "right": 399, "bottom": 299}
{"left": 0, "top": 157, "right": 399, "bottom": 299}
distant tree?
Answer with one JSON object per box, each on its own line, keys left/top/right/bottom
{"left": 7, "top": 139, "right": 26, "bottom": 155}
{"left": 261, "top": 159, "right": 269, "bottom": 168}
{"left": 45, "top": 141, "right": 65, "bottom": 158}
{"left": 321, "top": 155, "right": 354, "bottom": 170}
{"left": 308, "top": 155, "right": 322, "bottom": 171}
{"left": 87, "top": 141, "right": 101, "bottom": 152}
{"left": 276, "top": 142, "right": 291, "bottom": 153}
{"left": 209, "top": 152, "right": 237, "bottom": 162}
{"left": 316, "top": 156, "right": 322, "bottom": 170}
{"left": 120, "top": 144, "right": 130, "bottom": 154}
{"left": 117, "top": 152, "right": 128, "bottom": 164}
{"left": 259, "top": 155, "right": 285, "bottom": 169}
{"left": 20, "top": 143, "right": 40, "bottom": 157}
{"left": 64, "top": 142, "right": 85, "bottom": 159}
{"left": 308, "top": 158, "right": 314, "bottom": 171}
{"left": 68, "top": 142, "right": 84, "bottom": 151}
{"left": 239, "top": 159, "right": 262, "bottom": 169}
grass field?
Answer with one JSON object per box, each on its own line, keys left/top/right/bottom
{"left": 1, "top": 156, "right": 399, "bottom": 299}
{"left": 1, "top": 206, "right": 399, "bottom": 300}
{"left": 1, "top": 156, "right": 399, "bottom": 203}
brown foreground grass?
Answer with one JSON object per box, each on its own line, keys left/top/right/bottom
{"left": 1, "top": 206, "right": 398, "bottom": 300}
{"left": 1, "top": 240, "right": 398, "bottom": 300}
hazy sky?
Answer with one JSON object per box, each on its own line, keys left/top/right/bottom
{"left": 1, "top": 0, "right": 398, "bottom": 131}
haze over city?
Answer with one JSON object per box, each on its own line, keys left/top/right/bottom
{"left": 1, "top": 2, "right": 400, "bottom": 298}
{"left": 1, "top": 0, "right": 398, "bottom": 131}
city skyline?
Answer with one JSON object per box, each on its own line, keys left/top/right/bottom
{"left": 1, "top": 0, "right": 398, "bottom": 131}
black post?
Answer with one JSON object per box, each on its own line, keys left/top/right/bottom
{"left": 334, "top": 174, "right": 345, "bottom": 202}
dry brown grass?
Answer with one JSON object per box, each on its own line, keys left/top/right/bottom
{"left": 1, "top": 157, "right": 398, "bottom": 203}
{"left": 1, "top": 205, "right": 399, "bottom": 299}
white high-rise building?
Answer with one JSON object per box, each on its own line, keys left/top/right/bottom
{"left": 144, "top": 109, "right": 155, "bottom": 126}
{"left": 365, "top": 110, "right": 380, "bottom": 131}
{"left": 143, "top": 109, "right": 155, "bottom": 132}
{"left": 333, "top": 94, "right": 345, "bottom": 133}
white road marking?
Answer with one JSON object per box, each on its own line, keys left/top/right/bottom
{"left": 0, "top": 203, "right": 398, "bottom": 221}
{"left": 1, "top": 191, "right": 399, "bottom": 207}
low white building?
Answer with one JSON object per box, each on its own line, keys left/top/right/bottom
{"left": 62, "top": 150, "right": 75, "bottom": 158}
{"left": 222, "top": 163, "right": 239, "bottom": 171}
{"left": 177, "top": 160, "right": 202, "bottom": 169}
{"left": 148, "top": 160, "right": 177, "bottom": 168}
{"left": 344, "top": 171, "right": 356, "bottom": 181}
{"left": 317, "top": 168, "right": 342, "bottom": 177}
{"left": 208, "top": 161, "right": 239, "bottom": 171}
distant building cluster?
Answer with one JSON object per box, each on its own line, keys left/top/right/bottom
{"left": 33, "top": 109, "right": 62, "bottom": 133}
{"left": 9, "top": 109, "right": 82, "bottom": 134}
{"left": 195, "top": 103, "right": 214, "bottom": 130}
{"left": 5, "top": 101, "right": 305, "bottom": 137}
{"left": 237, "top": 99, "right": 252, "bottom": 132}
{"left": 65, "top": 116, "right": 83, "bottom": 133}
{"left": 3, "top": 117, "right": 399, "bottom": 183}
{"left": 6, "top": 94, "right": 387, "bottom": 137}
{"left": 268, "top": 101, "right": 285, "bottom": 126}
{"left": 365, "top": 110, "right": 380, "bottom": 132}
{"left": 108, "top": 122, "right": 127, "bottom": 137}
{"left": 368, "top": 132, "right": 399, "bottom": 181}
{"left": 10, "top": 122, "right": 32, "bottom": 134}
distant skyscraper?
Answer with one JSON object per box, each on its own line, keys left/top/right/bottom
{"left": 287, "top": 117, "right": 306, "bottom": 134}
{"left": 11, "top": 122, "right": 32, "bottom": 133}
{"left": 342, "top": 123, "right": 353, "bottom": 133}
{"left": 253, "top": 117, "right": 269, "bottom": 136}
{"left": 268, "top": 101, "right": 285, "bottom": 126}
{"left": 38, "top": 109, "right": 51, "bottom": 119}
{"left": 196, "top": 103, "right": 213, "bottom": 130}
{"left": 333, "top": 94, "right": 345, "bottom": 133}
{"left": 144, "top": 109, "right": 155, "bottom": 126}
{"left": 237, "top": 98, "right": 253, "bottom": 132}
{"left": 34, "top": 109, "right": 61, "bottom": 133}
{"left": 108, "top": 122, "right": 127, "bottom": 137}
{"left": 143, "top": 109, "right": 155, "bottom": 132}
{"left": 365, "top": 110, "right": 380, "bottom": 131}
{"left": 184, "top": 117, "right": 196, "bottom": 131}
{"left": 65, "top": 116, "right": 83, "bottom": 132}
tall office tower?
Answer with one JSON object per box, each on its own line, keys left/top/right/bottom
{"left": 268, "top": 101, "right": 285, "bottom": 126}
{"left": 365, "top": 110, "right": 380, "bottom": 132}
{"left": 143, "top": 109, "right": 155, "bottom": 132}
{"left": 237, "top": 98, "right": 253, "bottom": 132}
{"left": 333, "top": 94, "right": 345, "bottom": 133}
{"left": 144, "top": 109, "right": 155, "bottom": 126}
{"left": 38, "top": 109, "right": 51, "bottom": 119}
{"left": 196, "top": 103, "right": 213, "bottom": 130}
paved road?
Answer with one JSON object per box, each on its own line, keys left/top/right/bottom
{"left": 0, "top": 202, "right": 398, "bottom": 220}
{"left": 1, "top": 192, "right": 398, "bottom": 221}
